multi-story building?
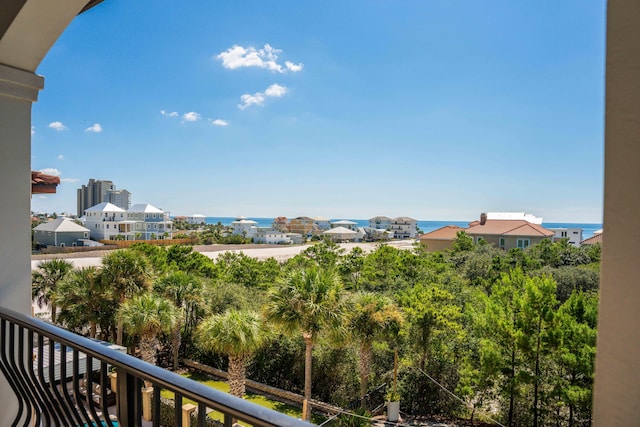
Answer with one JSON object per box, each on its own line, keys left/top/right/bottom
{"left": 77, "top": 179, "right": 131, "bottom": 216}
{"left": 330, "top": 219, "right": 358, "bottom": 231}
{"left": 313, "top": 216, "right": 331, "bottom": 231}
{"left": 105, "top": 189, "right": 131, "bottom": 211}
{"left": 369, "top": 216, "right": 392, "bottom": 230}
{"left": 126, "top": 203, "right": 173, "bottom": 240}
{"left": 288, "top": 216, "right": 316, "bottom": 236}
{"left": 389, "top": 217, "right": 418, "bottom": 239}
{"left": 186, "top": 214, "right": 206, "bottom": 225}
{"left": 231, "top": 217, "right": 258, "bottom": 237}
{"left": 84, "top": 202, "right": 172, "bottom": 241}
{"left": 550, "top": 227, "right": 584, "bottom": 247}
{"left": 272, "top": 216, "right": 289, "bottom": 232}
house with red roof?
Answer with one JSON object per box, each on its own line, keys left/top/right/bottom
{"left": 465, "top": 216, "right": 555, "bottom": 250}
{"left": 418, "top": 225, "right": 465, "bottom": 252}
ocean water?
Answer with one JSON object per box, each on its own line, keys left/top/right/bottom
{"left": 200, "top": 217, "right": 603, "bottom": 240}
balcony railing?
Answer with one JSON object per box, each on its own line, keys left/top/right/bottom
{"left": 0, "top": 305, "right": 313, "bottom": 427}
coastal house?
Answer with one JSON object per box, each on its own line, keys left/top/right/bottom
{"left": 252, "top": 228, "right": 302, "bottom": 245}
{"left": 83, "top": 202, "right": 127, "bottom": 240}
{"left": 323, "top": 226, "right": 358, "bottom": 242}
{"left": 369, "top": 216, "right": 392, "bottom": 230}
{"left": 550, "top": 227, "right": 584, "bottom": 247}
{"left": 313, "top": 216, "right": 331, "bottom": 231}
{"left": 186, "top": 214, "right": 206, "bottom": 225}
{"left": 330, "top": 219, "right": 358, "bottom": 231}
{"left": 418, "top": 225, "right": 465, "bottom": 252}
{"left": 465, "top": 216, "right": 555, "bottom": 250}
{"left": 33, "top": 217, "right": 90, "bottom": 248}
{"left": 84, "top": 202, "right": 172, "bottom": 241}
{"left": 390, "top": 217, "right": 418, "bottom": 239}
{"left": 126, "top": 204, "right": 173, "bottom": 240}
{"left": 231, "top": 217, "right": 258, "bottom": 238}
{"left": 288, "top": 216, "right": 316, "bottom": 236}
{"left": 362, "top": 227, "right": 394, "bottom": 241}
{"left": 486, "top": 211, "right": 543, "bottom": 224}
{"left": 581, "top": 231, "right": 603, "bottom": 246}
{"left": 272, "top": 216, "right": 289, "bottom": 232}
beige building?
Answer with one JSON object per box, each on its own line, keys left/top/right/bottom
{"left": 465, "top": 218, "right": 555, "bottom": 250}
{"left": 418, "top": 225, "right": 465, "bottom": 252}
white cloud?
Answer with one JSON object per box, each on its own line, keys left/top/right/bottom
{"left": 57, "top": 154, "right": 64, "bottom": 160}
{"left": 239, "top": 93, "right": 266, "bottom": 110}
{"left": 238, "top": 84, "right": 288, "bottom": 110}
{"left": 211, "top": 119, "right": 229, "bottom": 127}
{"left": 182, "top": 112, "right": 201, "bottom": 122}
{"left": 265, "top": 83, "right": 288, "bottom": 97}
{"left": 85, "top": 123, "right": 103, "bottom": 133}
{"left": 285, "top": 61, "right": 304, "bottom": 72}
{"left": 37, "top": 195, "right": 48, "bottom": 199}
{"left": 39, "top": 168, "right": 61, "bottom": 176}
{"left": 60, "top": 177, "right": 79, "bottom": 183}
{"left": 217, "top": 44, "right": 303, "bottom": 73}
{"left": 161, "top": 110, "right": 179, "bottom": 117}
{"left": 48, "top": 121, "right": 68, "bottom": 131}
{"left": 31, "top": 126, "right": 35, "bottom": 136}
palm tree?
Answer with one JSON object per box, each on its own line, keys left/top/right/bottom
{"left": 101, "top": 250, "right": 151, "bottom": 345}
{"left": 154, "top": 271, "right": 206, "bottom": 370}
{"left": 264, "top": 266, "right": 345, "bottom": 421}
{"left": 197, "top": 310, "right": 264, "bottom": 397}
{"left": 32, "top": 258, "right": 74, "bottom": 323}
{"left": 349, "top": 292, "right": 404, "bottom": 405}
{"left": 54, "top": 266, "right": 116, "bottom": 339}
{"left": 117, "top": 293, "right": 177, "bottom": 369}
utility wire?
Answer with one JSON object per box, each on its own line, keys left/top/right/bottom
{"left": 417, "top": 367, "right": 506, "bottom": 427}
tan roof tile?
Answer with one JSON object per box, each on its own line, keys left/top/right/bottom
{"left": 581, "top": 233, "right": 603, "bottom": 245}
{"left": 419, "top": 225, "right": 465, "bottom": 240}
{"left": 466, "top": 219, "right": 554, "bottom": 237}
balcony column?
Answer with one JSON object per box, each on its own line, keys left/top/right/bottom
{"left": 0, "top": 62, "right": 43, "bottom": 427}
{"left": 593, "top": 1, "right": 640, "bottom": 425}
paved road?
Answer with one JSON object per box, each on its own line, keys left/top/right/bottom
{"left": 31, "top": 240, "right": 416, "bottom": 270}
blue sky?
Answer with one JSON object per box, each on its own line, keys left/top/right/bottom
{"left": 30, "top": 0, "right": 606, "bottom": 223}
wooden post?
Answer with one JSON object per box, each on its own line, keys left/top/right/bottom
{"left": 182, "top": 403, "right": 197, "bottom": 427}
{"left": 141, "top": 387, "right": 153, "bottom": 421}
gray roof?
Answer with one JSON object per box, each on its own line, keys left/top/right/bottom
{"left": 34, "top": 217, "right": 89, "bottom": 233}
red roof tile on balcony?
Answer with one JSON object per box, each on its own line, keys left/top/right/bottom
{"left": 31, "top": 171, "right": 60, "bottom": 194}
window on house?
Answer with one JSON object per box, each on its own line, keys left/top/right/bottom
{"left": 517, "top": 239, "right": 530, "bottom": 249}
{"left": 499, "top": 238, "right": 505, "bottom": 248}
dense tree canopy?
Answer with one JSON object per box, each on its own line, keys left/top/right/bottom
{"left": 35, "top": 238, "right": 600, "bottom": 426}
